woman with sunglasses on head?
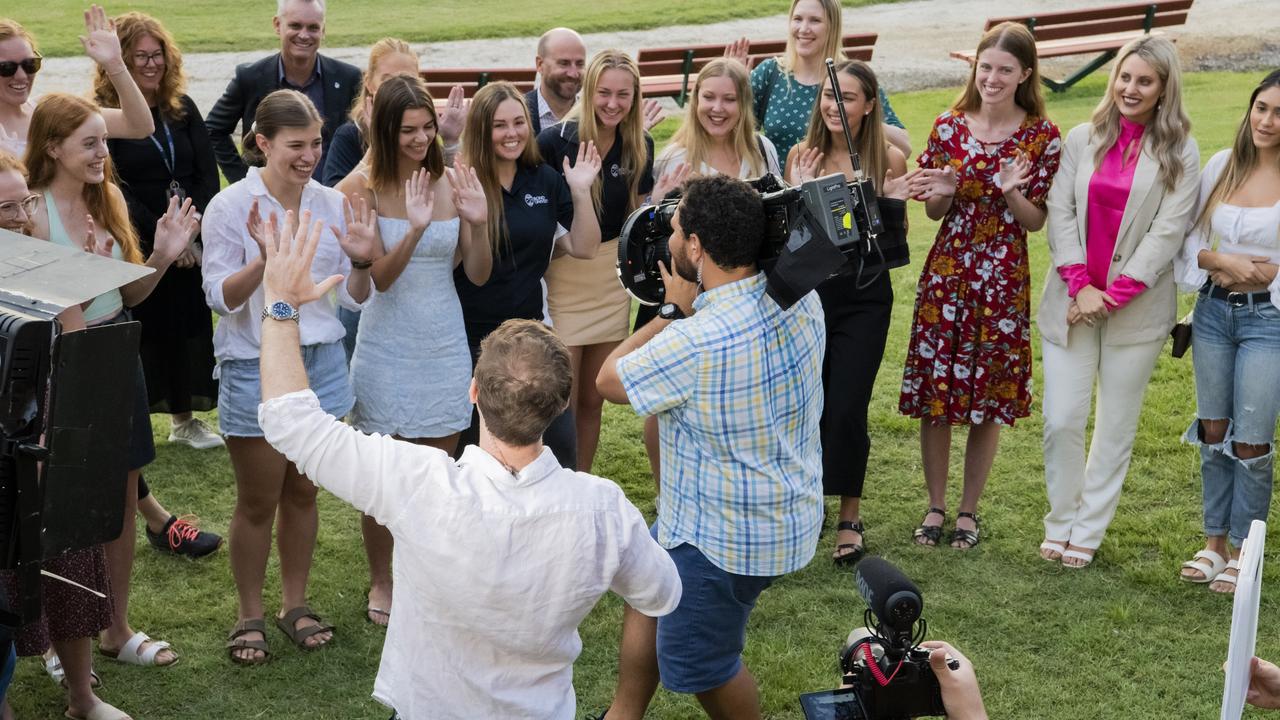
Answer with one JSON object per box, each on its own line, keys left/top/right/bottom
{"left": 1175, "top": 70, "right": 1280, "bottom": 593}
{"left": 786, "top": 59, "right": 909, "bottom": 566}
{"left": 1038, "top": 36, "right": 1198, "bottom": 570}
{"left": 335, "top": 73, "right": 490, "bottom": 627}
{"left": 453, "top": 81, "right": 601, "bottom": 467}
{"left": 202, "top": 90, "right": 376, "bottom": 664}
{"left": 20, "top": 87, "right": 198, "bottom": 714}
{"left": 0, "top": 7, "right": 155, "bottom": 154}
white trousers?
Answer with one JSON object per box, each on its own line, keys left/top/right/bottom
{"left": 1041, "top": 322, "right": 1165, "bottom": 550}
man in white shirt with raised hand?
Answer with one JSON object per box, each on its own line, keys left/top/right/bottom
{"left": 253, "top": 210, "right": 682, "bottom": 720}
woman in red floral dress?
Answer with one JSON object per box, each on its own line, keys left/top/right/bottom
{"left": 902, "top": 22, "right": 1061, "bottom": 549}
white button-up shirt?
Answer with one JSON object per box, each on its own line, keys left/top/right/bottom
{"left": 201, "top": 167, "right": 361, "bottom": 361}
{"left": 258, "top": 389, "right": 681, "bottom": 720}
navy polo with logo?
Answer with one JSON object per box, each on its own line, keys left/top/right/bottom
{"left": 454, "top": 161, "right": 575, "bottom": 347}
{"left": 537, "top": 121, "right": 655, "bottom": 240}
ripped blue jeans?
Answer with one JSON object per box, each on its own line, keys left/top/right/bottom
{"left": 1185, "top": 292, "right": 1280, "bottom": 548}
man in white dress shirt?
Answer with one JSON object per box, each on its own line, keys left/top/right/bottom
{"left": 254, "top": 211, "right": 682, "bottom": 720}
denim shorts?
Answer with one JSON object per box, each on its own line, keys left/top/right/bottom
{"left": 215, "top": 342, "right": 353, "bottom": 437}
{"left": 652, "top": 526, "right": 775, "bottom": 694}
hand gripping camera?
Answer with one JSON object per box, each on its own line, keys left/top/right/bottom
{"left": 617, "top": 59, "right": 909, "bottom": 311}
{"left": 799, "top": 558, "right": 951, "bottom": 720}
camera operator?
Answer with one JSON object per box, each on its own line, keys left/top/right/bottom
{"left": 596, "top": 175, "right": 826, "bottom": 719}
{"left": 920, "top": 640, "right": 988, "bottom": 720}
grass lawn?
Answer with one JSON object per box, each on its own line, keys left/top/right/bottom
{"left": 11, "top": 0, "right": 902, "bottom": 57}
{"left": 9, "top": 69, "right": 1280, "bottom": 719}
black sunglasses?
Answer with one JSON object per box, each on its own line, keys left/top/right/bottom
{"left": 0, "top": 55, "right": 42, "bottom": 78}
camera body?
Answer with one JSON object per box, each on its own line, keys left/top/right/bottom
{"left": 616, "top": 172, "right": 907, "bottom": 310}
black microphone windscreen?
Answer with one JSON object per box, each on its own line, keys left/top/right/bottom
{"left": 855, "top": 557, "right": 923, "bottom": 634}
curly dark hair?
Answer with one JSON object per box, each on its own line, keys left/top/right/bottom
{"left": 676, "top": 175, "right": 764, "bottom": 270}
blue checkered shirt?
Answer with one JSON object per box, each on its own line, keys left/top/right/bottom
{"left": 617, "top": 272, "right": 826, "bottom": 576}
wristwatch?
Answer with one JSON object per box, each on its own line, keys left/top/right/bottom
{"left": 657, "top": 302, "right": 686, "bottom": 321}
{"left": 261, "top": 299, "right": 300, "bottom": 323}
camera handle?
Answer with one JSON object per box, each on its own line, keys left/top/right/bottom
{"left": 824, "top": 58, "right": 865, "bottom": 185}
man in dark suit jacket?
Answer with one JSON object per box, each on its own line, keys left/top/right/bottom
{"left": 205, "top": 0, "right": 361, "bottom": 183}
{"left": 526, "top": 28, "right": 586, "bottom": 136}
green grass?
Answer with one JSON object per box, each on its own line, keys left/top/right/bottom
{"left": 12, "top": 0, "right": 902, "bottom": 57}
{"left": 10, "top": 69, "right": 1280, "bottom": 719}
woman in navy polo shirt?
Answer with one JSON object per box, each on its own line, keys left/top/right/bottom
{"left": 454, "top": 81, "right": 601, "bottom": 466}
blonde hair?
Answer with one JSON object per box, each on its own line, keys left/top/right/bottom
{"left": 366, "top": 74, "right": 443, "bottom": 193}
{"left": 777, "top": 0, "right": 844, "bottom": 74}
{"left": 241, "top": 90, "right": 323, "bottom": 167}
{"left": 799, "top": 60, "right": 890, "bottom": 192}
{"left": 1090, "top": 35, "right": 1191, "bottom": 192}
{"left": 953, "top": 22, "right": 1046, "bottom": 118}
{"left": 350, "top": 38, "right": 419, "bottom": 134}
{"left": 93, "top": 12, "right": 187, "bottom": 121}
{"left": 565, "top": 49, "right": 647, "bottom": 213}
{"left": 667, "top": 59, "right": 766, "bottom": 177}
{"left": 462, "top": 82, "right": 543, "bottom": 257}
{"left": 24, "top": 94, "right": 141, "bottom": 263}
{"left": 1194, "top": 70, "right": 1280, "bottom": 235}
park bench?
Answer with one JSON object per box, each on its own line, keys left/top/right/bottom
{"left": 419, "top": 67, "right": 537, "bottom": 100}
{"left": 638, "top": 33, "right": 877, "bottom": 106}
{"left": 949, "top": 0, "right": 1193, "bottom": 92}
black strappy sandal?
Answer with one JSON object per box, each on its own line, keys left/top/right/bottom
{"left": 833, "top": 520, "right": 866, "bottom": 566}
{"left": 913, "top": 507, "right": 946, "bottom": 546}
{"left": 949, "top": 511, "right": 981, "bottom": 549}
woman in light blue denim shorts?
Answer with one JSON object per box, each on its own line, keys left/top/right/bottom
{"left": 217, "top": 342, "right": 352, "bottom": 437}
{"left": 1173, "top": 70, "right": 1280, "bottom": 593}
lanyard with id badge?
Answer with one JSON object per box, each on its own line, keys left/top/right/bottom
{"left": 149, "top": 121, "right": 185, "bottom": 202}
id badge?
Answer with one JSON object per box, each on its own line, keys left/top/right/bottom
{"left": 166, "top": 181, "right": 186, "bottom": 202}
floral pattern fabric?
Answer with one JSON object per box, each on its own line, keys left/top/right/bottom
{"left": 899, "top": 110, "right": 1062, "bottom": 425}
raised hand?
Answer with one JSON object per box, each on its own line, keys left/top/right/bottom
{"left": 723, "top": 37, "right": 751, "bottom": 67}
{"left": 908, "top": 166, "right": 957, "bottom": 201}
{"left": 446, "top": 162, "right": 487, "bottom": 226}
{"left": 997, "top": 151, "right": 1031, "bottom": 196}
{"left": 173, "top": 247, "right": 196, "bottom": 269}
{"left": 403, "top": 168, "right": 436, "bottom": 229}
{"left": 245, "top": 199, "right": 277, "bottom": 259}
{"left": 563, "top": 140, "right": 602, "bottom": 193}
{"left": 152, "top": 195, "right": 199, "bottom": 264}
{"left": 80, "top": 5, "right": 126, "bottom": 73}
{"left": 642, "top": 98, "right": 666, "bottom": 133}
{"left": 82, "top": 215, "right": 114, "bottom": 258}
{"left": 651, "top": 162, "right": 691, "bottom": 203}
{"left": 882, "top": 168, "right": 918, "bottom": 201}
{"left": 438, "top": 85, "right": 468, "bottom": 146}
{"left": 334, "top": 195, "right": 378, "bottom": 265}
{"left": 263, "top": 210, "right": 343, "bottom": 308}
{"left": 0, "top": 123, "right": 21, "bottom": 156}
{"left": 793, "top": 146, "right": 824, "bottom": 183}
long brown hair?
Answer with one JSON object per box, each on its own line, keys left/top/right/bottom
{"left": 241, "top": 90, "right": 323, "bottom": 168}
{"left": 953, "top": 22, "right": 1046, "bottom": 118}
{"left": 565, "top": 49, "right": 647, "bottom": 213}
{"left": 462, "top": 82, "right": 542, "bottom": 257}
{"left": 1194, "top": 69, "right": 1280, "bottom": 235}
{"left": 666, "top": 58, "right": 766, "bottom": 177}
{"left": 349, "top": 38, "right": 418, "bottom": 134}
{"left": 92, "top": 12, "right": 187, "bottom": 121}
{"left": 777, "top": 0, "right": 845, "bottom": 74}
{"left": 24, "top": 94, "right": 141, "bottom": 263}
{"left": 367, "top": 74, "right": 443, "bottom": 193}
{"left": 1090, "top": 35, "right": 1191, "bottom": 192}
{"left": 799, "top": 60, "right": 889, "bottom": 192}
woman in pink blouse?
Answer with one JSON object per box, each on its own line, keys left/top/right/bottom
{"left": 1038, "top": 36, "right": 1200, "bottom": 568}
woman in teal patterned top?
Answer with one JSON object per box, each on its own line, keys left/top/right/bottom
{"left": 747, "top": 0, "right": 908, "bottom": 163}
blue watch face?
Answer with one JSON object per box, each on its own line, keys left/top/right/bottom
{"left": 269, "top": 301, "right": 295, "bottom": 320}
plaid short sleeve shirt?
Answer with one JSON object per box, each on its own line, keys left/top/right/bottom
{"left": 617, "top": 273, "right": 826, "bottom": 577}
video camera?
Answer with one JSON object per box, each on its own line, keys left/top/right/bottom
{"left": 617, "top": 59, "right": 909, "bottom": 311}
{"left": 799, "top": 558, "right": 949, "bottom": 720}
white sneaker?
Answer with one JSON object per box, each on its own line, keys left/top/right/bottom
{"left": 168, "top": 418, "right": 225, "bottom": 449}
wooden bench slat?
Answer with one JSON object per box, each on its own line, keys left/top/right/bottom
{"left": 951, "top": 30, "right": 1175, "bottom": 62}
{"left": 1026, "top": 12, "right": 1189, "bottom": 42}
{"left": 983, "top": 0, "right": 1193, "bottom": 29}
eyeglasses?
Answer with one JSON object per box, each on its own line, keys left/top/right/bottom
{"left": 0, "top": 54, "right": 41, "bottom": 78}
{"left": 0, "top": 195, "right": 40, "bottom": 222}
{"left": 132, "top": 50, "right": 165, "bottom": 68}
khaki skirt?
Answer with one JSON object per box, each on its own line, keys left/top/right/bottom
{"left": 545, "top": 238, "right": 630, "bottom": 346}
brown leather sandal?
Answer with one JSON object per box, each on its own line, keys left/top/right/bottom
{"left": 275, "top": 606, "right": 335, "bottom": 651}
{"left": 225, "top": 619, "right": 270, "bottom": 665}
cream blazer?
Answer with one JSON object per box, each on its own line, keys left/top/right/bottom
{"left": 1038, "top": 122, "right": 1200, "bottom": 347}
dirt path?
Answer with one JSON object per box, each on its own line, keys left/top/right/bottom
{"left": 32, "top": 0, "right": 1280, "bottom": 118}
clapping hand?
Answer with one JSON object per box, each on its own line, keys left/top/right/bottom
{"left": 882, "top": 169, "right": 918, "bottom": 201}
{"left": 642, "top": 98, "right": 667, "bottom": 133}
{"left": 439, "top": 85, "right": 468, "bottom": 146}
{"left": 793, "top": 146, "right": 824, "bottom": 183}
{"left": 403, "top": 168, "right": 436, "bottom": 229}
{"left": 245, "top": 199, "right": 278, "bottom": 259}
{"left": 651, "top": 162, "right": 691, "bottom": 203}
{"left": 80, "top": 5, "right": 126, "bottom": 74}
{"left": 334, "top": 195, "right": 378, "bottom": 265}
{"left": 262, "top": 210, "right": 343, "bottom": 308}
{"left": 0, "top": 123, "right": 21, "bottom": 156}
{"left": 152, "top": 195, "right": 199, "bottom": 265}
{"left": 908, "top": 166, "right": 957, "bottom": 201}
{"left": 446, "top": 162, "right": 487, "bottom": 226}
{"left": 563, "top": 140, "right": 602, "bottom": 194}
{"left": 82, "top": 215, "right": 114, "bottom": 258}
{"left": 723, "top": 37, "right": 751, "bottom": 66}
{"left": 997, "top": 151, "right": 1031, "bottom": 196}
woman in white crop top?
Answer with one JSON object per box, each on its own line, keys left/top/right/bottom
{"left": 1174, "top": 70, "right": 1280, "bottom": 593}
